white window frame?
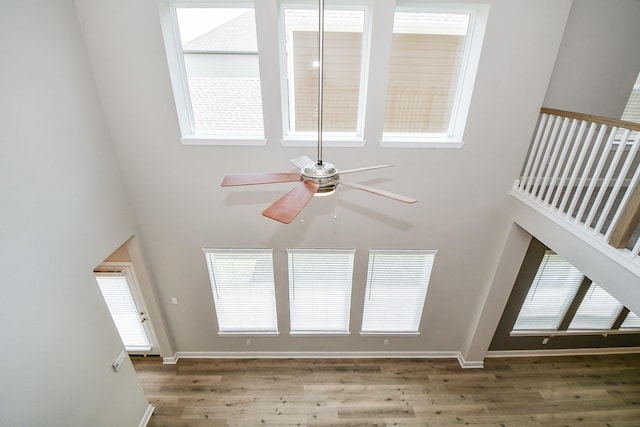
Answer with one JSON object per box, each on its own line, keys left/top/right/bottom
{"left": 279, "top": 0, "right": 371, "bottom": 148}
{"left": 360, "top": 249, "right": 437, "bottom": 335}
{"left": 159, "top": 0, "right": 267, "bottom": 146}
{"left": 380, "top": 2, "right": 489, "bottom": 148}
{"left": 203, "top": 248, "right": 279, "bottom": 335}
{"left": 287, "top": 248, "right": 355, "bottom": 335}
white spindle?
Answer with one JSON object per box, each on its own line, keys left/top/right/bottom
{"left": 558, "top": 122, "right": 595, "bottom": 215}
{"left": 547, "top": 119, "right": 578, "bottom": 209}
{"left": 569, "top": 124, "right": 607, "bottom": 223}
{"left": 604, "top": 131, "right": 640, "bottom": 241}
{"left": 632, "top": 232, "right": 640, "bottom": 257}
{"left": 520, "top": 114, "right": 550, "bottom": 192}
{"left": 531, "top": 116, "right": 563, "bottom": 199}
{"left": 552, "top": 120, "right": 585, "bottom": 210}
{"left": 593, "top": 129, "right": 633, "bottom": 235}
{"left": 582, "top": 127, "right": 620, "bottom": 230}
{"left": 536, "top": 117, "right": 570, "bottom": 204}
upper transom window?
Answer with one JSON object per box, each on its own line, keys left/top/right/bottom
{"left": 282, "top": 6, "right": 366, "bottom": 142}
{"left": 381, "top": 4, "right": 487, "bottom": 147}
{"left": 168, "top": 3, "right": 265, "bottom": 144}
{"left": 160, "top": 1, "right": 487, "bottom": 147}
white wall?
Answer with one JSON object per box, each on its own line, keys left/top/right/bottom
{"left": 0, "top": 1, "right": 149, "bottom": 425}
{"left": 544, "top": 0, "right": 640, "bottom": 118}
{"left": 73, "top": 0, "right": 572, "bottom": 359}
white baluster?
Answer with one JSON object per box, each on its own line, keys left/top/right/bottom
{"left": 604, "top": 131, "right": 640, "bottom": 241}
{"left": 558, "top": 121, "right": 592, "bottom": 215}
{"left": 520, "top": 113, "right": 549, "bottom": 193}
{"left": 570, "top": 124, "right": 607, "bottom": 223}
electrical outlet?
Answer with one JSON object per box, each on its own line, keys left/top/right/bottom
{"left": 383, "top": 339, "right": 390, "bottom": 345}
{"left": 171, "top": 297, "right": 178, "bottom": 305}
{"left": 542, "top": 337, "right": 549, "bottom": 345}
{"left": 245, "top": 339, "right": 252, "bottom": 346}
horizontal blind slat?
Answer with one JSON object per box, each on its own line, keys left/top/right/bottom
{"left": 205, "top": 250, "right": 277, "bottom": 333}
{"left": 288, "top": 249, "right": 354, "bottom": 333}
{"left": 361, "top": 251, "right": 436, "bottom": 333}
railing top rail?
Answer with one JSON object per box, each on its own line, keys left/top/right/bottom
{"left": 541, "top": 107, "right": 640, "bottom": 132}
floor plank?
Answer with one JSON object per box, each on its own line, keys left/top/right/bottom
{"left": 132, "top": 354, "right": 640, "bottom": 426}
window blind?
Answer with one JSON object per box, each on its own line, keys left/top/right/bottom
{"left": 288, "top": 249, "right": 355, "bottom": 333}
{"left": 569, "top": 283, "right": 623, "bottom": 330}
{"left": 621, "top": 73, "right": 640, "bottom": 124}
{"left": 513, "top": 253, "right": 584, "bottom": 331}
{"left": 361, "top": 250, "right": 436, "bottom": 333}
{"left": 204, "top": 249, "right": 277, "bottom": 333}
{"left": 94, "top": 273, "right": 151, "bottom": 351}
{"left": 621, "top": 309, "right": 640, "bottom": 329}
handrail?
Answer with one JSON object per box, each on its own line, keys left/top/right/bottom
{"left": 541, "top": 107, "right": 640, "bottom": 132}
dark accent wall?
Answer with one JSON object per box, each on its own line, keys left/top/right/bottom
{"left": 490, "top": 238, "right": 640, "bottom": 351}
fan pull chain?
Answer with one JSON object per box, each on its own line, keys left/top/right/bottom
{"left": 334, "top": 191, "right": 338, "bottom": 219}
{"left": 300, "top": 209, "right": 305, "bottom": 224}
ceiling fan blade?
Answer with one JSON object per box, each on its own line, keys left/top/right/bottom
{"left": 221, "top": 172, "right": 300, "bottom": 187}
{"left": 338, "top": 179, "right": 417, "bottom": 204}
{"left": 262, "top": 180, "right": 320, "bottom": 224}
{"left": 290, "top": 156, "right": 315, "bottom": 170}
{"left": 340, "top": 164, "right": 394, "bottom": 174}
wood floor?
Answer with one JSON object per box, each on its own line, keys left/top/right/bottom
{"left": 132, "top": 353, "right": 640, "bottom": 426}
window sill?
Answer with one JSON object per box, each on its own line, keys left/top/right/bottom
{"left": 381, "top": 135, "right": 465, "bottom": 149}
{"left": 281, "top": 135, "right": 365, "bottom": 148}
{"left": 510, "top": 329, "right": 640, "bottom": 337}
{"left": 218, "top": 332, "right": 280, "bottom": 336}
{"left": 359, "top": 332, "right": 420, "bottom": 336}
{"left": 289, "top": 332, "right": 351, "bottom": 336}
{"left": 180, "top": 135, "right": 267, "bottom": 146}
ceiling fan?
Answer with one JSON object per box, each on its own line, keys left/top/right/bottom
{"left": 221, "top": 0, "right": 417, "bottom": 224}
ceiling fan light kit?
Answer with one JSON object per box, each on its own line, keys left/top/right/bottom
{"left": 221, "top": 0, "right": 417, "bottom": 224}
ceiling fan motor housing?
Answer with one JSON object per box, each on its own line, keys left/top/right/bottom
{"left": 301, "top": 161, "right": 339, "bottom": 194}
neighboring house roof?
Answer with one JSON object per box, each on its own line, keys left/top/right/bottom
{"left": 188, "top": 77, "right": 263, "bottom": 132}
{"left": 183, "top": 11, "right": 257, "bottom": 52}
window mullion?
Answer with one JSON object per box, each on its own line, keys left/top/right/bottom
{"left": 362, "top": 0, "right": 395, "bottom": 144}
{"left": 254, "top": 0, "right": 283, "bottom": 144}
{"left": 612, "top": 307, "right": 631, "bottom": 330}
{"left": 557, "top": 277, "right": 591, "bottom": 331}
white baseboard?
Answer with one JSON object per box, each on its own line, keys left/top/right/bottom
{"left": 139, "top": 404, "right": 154, "bottom": 427}
{"left": 486, "top": 347, "right": 640, "bottom": 358}
{"left": 456, "top": 353, "right": 484, "bottom": 369}
{"left": 163, "top": 351, "right": 475, "bottom": 367}
{"left": 162, "top": 355, "right": 178, "bottom": 364}
{"left": 161, "top": 348, "right": 640, "bottom": 369}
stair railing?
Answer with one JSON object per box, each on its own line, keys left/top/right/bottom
{"left": 513, "top": 107, "right": 640, "bottom": 258}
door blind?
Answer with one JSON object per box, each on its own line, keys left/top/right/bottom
{"left": 95, "top": 273, "right": 151, "bottom": 351}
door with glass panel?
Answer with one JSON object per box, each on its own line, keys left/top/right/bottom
{"left": 94, "top": 265, "right": 157, "bottom": 354}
